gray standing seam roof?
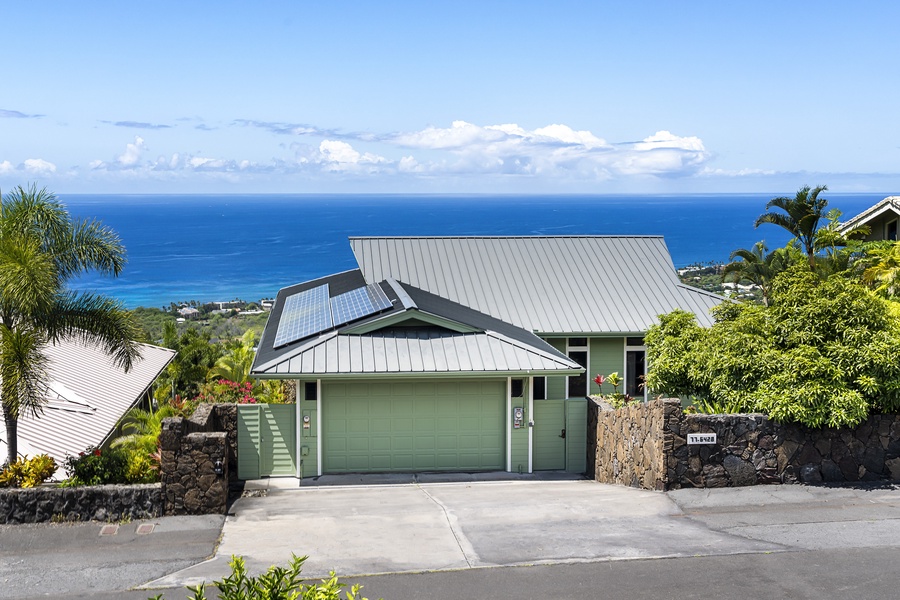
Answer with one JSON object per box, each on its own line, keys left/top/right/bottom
{"left": 251, "top": 274, "right": 583, "bottom": 378}
{"left": 350, "top": 236, "right": 722, "bottom": 333}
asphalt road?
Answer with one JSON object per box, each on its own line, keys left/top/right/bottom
{"left": 3, "top": 480, "right": 900, "bottom": 599}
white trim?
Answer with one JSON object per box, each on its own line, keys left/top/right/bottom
{"left": 565, "top": 338, "right": 589, "bottom": 398}
{"left": 527, "top": 376, "right": 534, "bottom": 473}
{"left": 295, "top": 381, "right": 302, "bottom": 479}
{"left": 316, "top": 379, "right": 323, "bottom": 477}
{"left": 506, "top": 377, "right": 512, "bottom": 473}
{"left": 623, "top": 337, "right": 648, "bottom": 402}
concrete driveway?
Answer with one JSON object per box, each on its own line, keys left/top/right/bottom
{"left": 148, "top": 475, "right": 784, "bottom": 588}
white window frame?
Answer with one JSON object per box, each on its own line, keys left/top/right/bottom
{"left": 566, "top": 338, "right": 589, "bottom": 398}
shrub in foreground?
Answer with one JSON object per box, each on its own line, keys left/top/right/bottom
{"left": 149, "top": 554, "right": 377, "bottom": 600}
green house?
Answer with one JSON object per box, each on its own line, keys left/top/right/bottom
{"left": 248, "top": 236, "right": 722, "bottom": 479}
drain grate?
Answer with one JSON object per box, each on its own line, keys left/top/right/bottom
{"left": 99, "top": 524, "right": 119, "bottom": 536}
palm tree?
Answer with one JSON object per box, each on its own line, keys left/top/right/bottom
{"left": 207, "top": 329, "right": 257, "bottom": 383}
{"left": 0, "top": 184, "right": 141, "bottom": 464}
{"left": 721, "top": 241, "right": 803, "bottom": 306}
{"left": 755, "top": 185, "right": 829, "bottom": 270}
{"left": 722, "top": 242, "right": 773, "bottom": 305}
{"left": 858, "top": 242, "right": 900, "bottom": 298}
{"left": 111, "top": 404, "right": 176, "bottom": 455}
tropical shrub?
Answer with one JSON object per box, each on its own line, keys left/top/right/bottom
{"left": 148, "top": 554, "right": 374, "bottom": 600}
{"left": 591, "top": 372, "right": 638, "bottom": 409}
{"left": 646, "top": 266, "right": 900, "bottom": 428}
{"left": 63, "top": 446, "right": 130, "bottom": 485}
{"left": 0, "top": 454, "right": 57, "bottom": 488}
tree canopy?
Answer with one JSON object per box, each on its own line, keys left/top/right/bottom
{"left": 647, "top": 266, "right": 900, "bottom": 428}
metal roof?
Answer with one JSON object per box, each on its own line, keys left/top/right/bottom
{"left": 0, "top": 338, "right": 175, "bottom": 465}
{"left": 350, "top": 236, "right": 723, "bottom": 333}
{"left": 252, "top": 276, "right": 582, "bottom": 378}
{"left": 252, "top": 329, "right": 581, "bottom": 378}
{"left": 837, "top": 196, "right": 900, "bottom": 234}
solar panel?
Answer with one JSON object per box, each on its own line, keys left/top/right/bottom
{"left": 331, "top": 283, "right": 393, "bottom": 327}
{"left": 274, "top": 284, "right": 332, "bottom": 347}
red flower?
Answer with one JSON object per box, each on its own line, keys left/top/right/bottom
{"left": 93, "top": 449, "right": 102, "bottom": 456}
{"left": 593, "top": 374, "right": 605, "bottom": 386}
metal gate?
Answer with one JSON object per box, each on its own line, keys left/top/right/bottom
{"left": 237, "top": 404, "right": 296, "bottom": 479}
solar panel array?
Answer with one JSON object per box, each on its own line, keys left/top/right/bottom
{"left": 332, "top": 283, "right": 393, "bottom": 327}
{"left": 274, "top": 283, "right": 394, "bottom": 348}
{"left": 273, "top": 284, "right": 332, "bottom": 348}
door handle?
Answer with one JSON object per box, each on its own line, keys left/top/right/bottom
{"left": 559, "top": 428, "right": 566, "bottom": 439}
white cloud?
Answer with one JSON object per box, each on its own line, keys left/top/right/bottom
{"left": 118, "top": 136, "right": 146, "bottom": 166}
{"left": 0, "top": 160, "right": 14, "bottom": 175}
{"left": 23, "top": 158, "right": 57, "bottom": 174}
{"left": 316, "top": 140, "right": 389, "bottom": 171}
{"left": 384, "top": 121, "right": 707, "bottom": 179}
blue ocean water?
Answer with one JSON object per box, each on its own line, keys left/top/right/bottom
{"left": 60, "top": 193, "right": 887, "bottom": 309}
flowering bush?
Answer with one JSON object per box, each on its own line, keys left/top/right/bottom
{"left": 195, "top": 379, "right": 259, "bottom": 405}
{"left": 592, "top": 371, "right": 638, "bottom": 409}
{"left": 64, "top": 446, "right": 130, "bottom": 486}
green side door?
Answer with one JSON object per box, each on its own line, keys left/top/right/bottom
{"left": 237, "top": 404, "right": 297, "bottom": 479}
{"left": 533, "top": 399, "right": 566, "bottom": 470}
{"left": 322, "top": 380, "right": 505, "bottom": 473}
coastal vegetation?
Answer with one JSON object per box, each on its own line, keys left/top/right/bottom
{"left": 0, "top": 185, "right": 141, "bottom": 465}
{"left": 648, "top": 185, "right": 900, "bottom": 428}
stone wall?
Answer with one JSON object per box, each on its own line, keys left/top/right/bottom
{"left": 590, "top": 399, "right": 900, "bottom": 490}
{"left": 588, "top": 397, "right": 677, "bottom": 491}
{"left": 0, "top": 484, "right": 161, "bottom": 524}
{"left": 158, "top": 403, "right": 233, "bottom": 515}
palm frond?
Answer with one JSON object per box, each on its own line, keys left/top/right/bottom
{"left": 0, "top": 325, "right": 48, "bottom": 419}
{"left": 43, "top": 291, "right": 143, "bottom": 371}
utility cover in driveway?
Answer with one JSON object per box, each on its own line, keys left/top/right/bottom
{"left": 322, "top": 380, "right": 505, "bottom": 473}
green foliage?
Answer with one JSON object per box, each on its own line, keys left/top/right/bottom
{"left": 0, "top": 184, "right": 141, "bottom": 464}
{"left": 125, "top": 451, "right": 159, "bottom": 484}
{"left": 0, "top": 453, "right": 57, "bottom": 488}
{"left": 154, "top": 322, "right": 225, "bottom": 404}
{"left": 591, "top": 372, "right": 639, "bottom": 409}
{"left": 148, "top": 554, "right": 375, "bottom": 600}
{"left": 63, "top": 446, "right": 130, "bottom": 486}
{"left": 646, "top": 267, "right": 900, "bottom": 428}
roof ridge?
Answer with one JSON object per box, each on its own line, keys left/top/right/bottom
{"left": 349, "top": 235, "right": 665, "bottom": 241}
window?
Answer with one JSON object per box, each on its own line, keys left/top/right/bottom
{"left": 567, "top": 338, "right": 589, "bottom": 398}
{"left": 511, "top": 379, "right": 525, "bottom": 398}
{"left": 888, "top": 220, "right": 898, "bottom": 242}
{"left": 624, "top": 338, "right": 647, "bottom": 401}
{"left": 533, "top": 376, "right": 546, "bottom": 400}
{"left": 304, "top": 381, "right": 318, "bottom": 401}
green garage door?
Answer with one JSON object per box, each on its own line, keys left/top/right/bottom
{"left": 322, "top": 380, "right": 505, "bottom": 473}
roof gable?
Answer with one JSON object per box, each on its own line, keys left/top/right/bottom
{"left": 252, "top": 276, "right": 582, "bottom": 377}
{"left": 838, "top": 196, "right": 900, "bottom": 235}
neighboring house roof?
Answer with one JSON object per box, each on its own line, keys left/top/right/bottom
{"left": 0, "top": 338, "right": 176, "bottom": 465}
{"left": 350, "top": 236, "right": 722, "bottom": 334}
{"left": 837, "top": 196, "right": 900, "bottom": 235}
{"left": 252, "top": 272, "right": 583, "bottom": 378}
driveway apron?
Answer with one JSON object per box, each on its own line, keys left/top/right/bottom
{"left": 147, "top": 479, "right": 783, "bottom": 587}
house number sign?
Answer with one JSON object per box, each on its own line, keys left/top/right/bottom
{"left": 687, "top": 433, "right": 717, "bottom": 445}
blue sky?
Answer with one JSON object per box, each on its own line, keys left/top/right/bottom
{"left": 1, "top": 2, "right": 898, "bottom": 194}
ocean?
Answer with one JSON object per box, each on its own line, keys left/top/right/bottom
{"left": 60, "top": 193, "right": 887, "bottom": 309}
